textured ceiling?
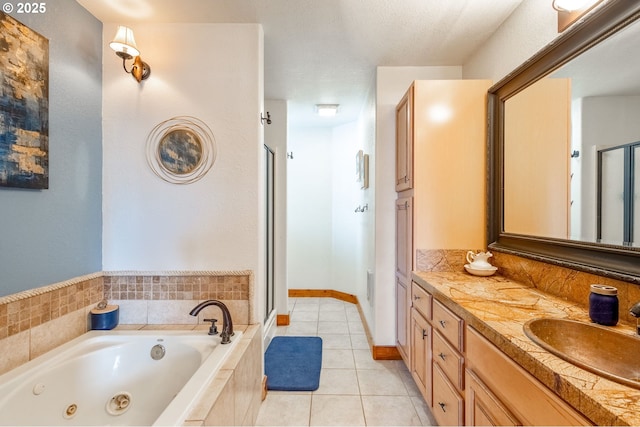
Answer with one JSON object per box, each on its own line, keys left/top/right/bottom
{"left": 77, "top": 0, "right": 524, "bottom": 127}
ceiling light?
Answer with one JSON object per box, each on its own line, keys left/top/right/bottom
{"left": 316, "top": 104, "right": 339, "bottom": 117}
{"left": 109, "top": 25, "right": 151, "bottom": 83}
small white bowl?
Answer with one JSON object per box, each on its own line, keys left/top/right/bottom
{"left": 464, "top": 264, "right": 498, "bottom": 277}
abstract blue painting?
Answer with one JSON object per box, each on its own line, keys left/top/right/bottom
{"left": 0, "top": 12, "right": 49, "bottom": 189}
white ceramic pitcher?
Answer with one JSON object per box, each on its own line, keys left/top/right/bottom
{"left": 466, "top": 251, "right": 493, "bottom": 269}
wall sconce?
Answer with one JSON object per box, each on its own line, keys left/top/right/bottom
{"left": 316, "top": 104, "right": 339, "bottom": 117}
{"left": 109, "top": 26, "right": 151, "bottom": 83}
{"left": 553, "top": 0, "right": 603, "bottom": 32}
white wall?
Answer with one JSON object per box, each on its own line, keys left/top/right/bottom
{"left": 374, "top": 66, "right": 462, "bottom": 346}
{"left": 287, "top": 110, "right": 373, "bottom": 306}
{"left": 287, "top": 127, "right": 334, "bottom": 289}
{"left": 102, "top": 23, "right": 265, "bottom": 321}
{"left": 463, "top": 0, "right": 559, "bottom": 82}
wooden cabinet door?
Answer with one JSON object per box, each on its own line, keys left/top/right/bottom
{"left": 466, "top": 327, "right": 592, "bottom": 426}
{"left": 411, "top": 308, "right": 432, "bottom": 406}
{"left": 396, "top": 276, "right": 410, "bottom": 365}
{"left": 395, "top": 85, "right": 413, "bottom": 191}
{"left": 395, "top": 196, "right": 413, "bottom": 281}
{"left": 466, "top": 369, "right": 521, "bottom": 426}
{"left": 432, "top": 364, "right": 464, "bottom": 426}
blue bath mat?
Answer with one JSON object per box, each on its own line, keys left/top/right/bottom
{"left": 264, "top": 336, "right": 322, "bottom": 391}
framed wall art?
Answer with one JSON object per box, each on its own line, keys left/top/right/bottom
{"left": 0, "top": 12, "right": 49, "bottom": 189}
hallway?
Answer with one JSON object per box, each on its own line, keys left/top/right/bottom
{"left": 256, "top": 297, "right": 435, "bottom": 426}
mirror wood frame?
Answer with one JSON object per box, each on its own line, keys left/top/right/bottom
{"left": 488, "top": 1, "right": 640, "bottom": 284}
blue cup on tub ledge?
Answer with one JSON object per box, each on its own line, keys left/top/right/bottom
{"left": 90, "top": 301, "right": 119, "bottom": 330}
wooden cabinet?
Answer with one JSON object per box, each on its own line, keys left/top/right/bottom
{"left": 395, "top": 85, "right": 413, "bottom": 192}
{"left": 395, "top": 79, "right": 490, "bottom": 369}
{"left": 395, "top": 276, "right": 410, "bottom": 363}
{"left": 411, "top": 307, "right": 432, "bottom": 406}
{"left": 433, "top": 363, "right": 465, "bottom": 426}
{"left": 395, "top": 196, "right": 412, "bottom": 365}
{"left": 410, "top": 282, "right": 432, "bottom": 405}
{"left": 466, "top": 369, "right": 520, "bottom": 427}
{"left": 395, "top": 196, "right": 412, "bottom": 282}
{"left": 433, "top": 300, "right": 464, "bottom": 352}
{"left": 465, "top": 327, "right": 592, "bottom": 426}
{"left": 431, "top": 301, "right": 465, "bottom": 427}
{"left": 411, "top": 281, "right": 431, "bottom": 320}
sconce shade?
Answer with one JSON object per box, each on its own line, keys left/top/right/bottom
{"left": 552, "top": 0, "right": 590, "bottom": 12}
{"left": 110, "top": 26, "right": 140, "bottom": 59}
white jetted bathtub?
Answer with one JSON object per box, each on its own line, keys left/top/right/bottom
{"left": 0, "top": 330, "right": 241, "bottom": 426}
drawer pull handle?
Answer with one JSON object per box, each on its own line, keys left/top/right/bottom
{"left": 422, "top": 329, "right": 428, "bottom": 339}
{"left": 438, "top": 402, "right": 446, "bottom": 412}
{"left": 438, "top": 352, "right": 446, "bottom": 361}
{"left": 439, "top": 320, "right": 447, "bottom": 328}
{"left": 413, "top": 295, "right": 420, "bottom": 300}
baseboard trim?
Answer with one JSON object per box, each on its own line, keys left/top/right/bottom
{"left": 289, "top": 288, "right": 400, "bottom": 360}
{"left": 288, "top": 289, "right": 358, "bottom": 304}
{"left": 372, "top": 346, "right": 402, "bottom": 360}
{"left": 276, "top": 314, "right": 290, "bottom": 326}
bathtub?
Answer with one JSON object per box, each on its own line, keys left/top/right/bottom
{"left": 0, "top": 329, "right": 242, "bottom": 426}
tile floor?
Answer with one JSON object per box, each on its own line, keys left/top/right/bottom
{"left": 255, "top": 297, "right": 436, "bottom": 426}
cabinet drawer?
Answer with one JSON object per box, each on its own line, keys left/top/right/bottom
{"left": 411, "top": 282, "right": 431, "bottom": 320}
{"left": 433, "top": 330, "right": 464, "bottom": 392}
{"left": 432, "top": 363, "right": 464, "bottom": 427}
{"left": 433, "top": 300, "right": 464, "bottom": 351}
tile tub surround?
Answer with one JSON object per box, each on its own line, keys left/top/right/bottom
{"left": 0, "top": 270, "right": 254, "bottom": 376}
{"left": 0, "top": 273, "right": 104, "bottom": 375}
{"left": 103, "top": 271, "right": 254, "bottom": 326}
{"left": 413, "top": 270, "right": 640, "bottom": 426}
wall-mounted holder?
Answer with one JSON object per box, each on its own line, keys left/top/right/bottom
{"left": 261, "top": 112, "right": 272, "bottom": 125}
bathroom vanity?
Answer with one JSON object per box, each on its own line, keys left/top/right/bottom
{"left": 411, "top": 271, "right": 640, "bottom": 426}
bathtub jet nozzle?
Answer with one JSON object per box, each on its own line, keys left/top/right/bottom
{"left": 189, "top": 300, "right": 234, "bottom": 344}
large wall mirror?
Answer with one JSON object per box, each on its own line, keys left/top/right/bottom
{"left": 488, "top": 1, "right": 640, "bottom": 283}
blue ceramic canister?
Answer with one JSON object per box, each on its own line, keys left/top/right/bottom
{"left": 589, "top": 284, "right": 618, "bottom": 326}
{"left": 90, "top": 304, "right": 120, "bottom": 330}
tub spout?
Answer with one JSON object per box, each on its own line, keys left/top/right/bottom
{"left": 189, "top": 300, "right": 234, "bottom": 344}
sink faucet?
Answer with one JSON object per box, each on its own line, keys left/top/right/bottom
{"left": 629, "top": 302, "right": 640, "bottom": 335}
{"left": 189, "top": 300, "right": 234, "bottom": 344}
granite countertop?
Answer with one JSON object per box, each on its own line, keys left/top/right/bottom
{"left": 412, "top": 271, "right": 640, "bottom": 426}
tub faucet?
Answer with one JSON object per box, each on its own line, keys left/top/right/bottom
{"left": 629, "top": 302, "right": 640, "bottom": 335}
{"left": 189, "top": 300, "right": 234, "bottom": 344}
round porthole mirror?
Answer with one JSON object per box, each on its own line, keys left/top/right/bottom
{"left": 146, "top": 116, "right": 216, "bottom": 184}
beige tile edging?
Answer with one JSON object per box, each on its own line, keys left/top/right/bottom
{"left": 0, "top": 270, "right": 255, "bottom": 377}
{"left": 185, "top": 324, "right": 263, "bottom": 426}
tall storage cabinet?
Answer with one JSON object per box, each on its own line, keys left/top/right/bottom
{"left": 394, "top": 79, "right": 492, "bottom": 414}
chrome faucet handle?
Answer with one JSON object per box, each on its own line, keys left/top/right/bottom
{"left": 203, "top": 318, "right": 218, "bottom": 336}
